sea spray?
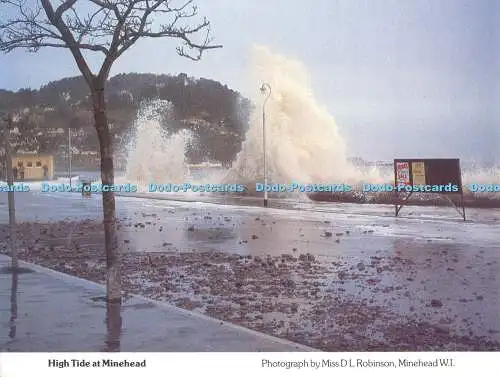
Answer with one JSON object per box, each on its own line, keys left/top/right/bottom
{"left": 123, "top": 47, "right": 384, "bottom": 194}
{"left": 225, "top": 45, "right": 381, "bottom": 190}
{"left": 124, "top": 99, "right": 192, "bottom": 186}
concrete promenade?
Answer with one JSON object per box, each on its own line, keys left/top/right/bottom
{"left": 0, "top": 254, "right": 314, "bottom": 352}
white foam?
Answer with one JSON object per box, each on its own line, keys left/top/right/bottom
{"left": 226, "top": 45, "right": 382, "bottom": 187}
{"left": 124, "top": 100, "right": 192, "bottom": 187}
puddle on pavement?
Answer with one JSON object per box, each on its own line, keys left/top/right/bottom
{"left": 0, "top": 266, "right": 35, "bottom": 275}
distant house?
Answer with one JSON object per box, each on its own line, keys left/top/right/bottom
{"left": 45, "top": 127, "right": 65, "bottom": 135}
{"left": 78, "top": 151, "right": 98, "bottom": 156}
{"left": 73, "top": 128, "right": 85, "bottom": 137}
{"left": 11, "top": 153, "right": 54, "bottom": 181}
{"left": 182, "top": 118, "right": 210, "bottom": 127}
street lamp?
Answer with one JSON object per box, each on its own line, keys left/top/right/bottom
{"left": 260, "top": 83, "right": 271, "bottom": 208}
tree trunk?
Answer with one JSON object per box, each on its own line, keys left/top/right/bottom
{"left": 92, "top": 87, "right": 122, "bottom": 350}
{"left": 9, "top": 265, "right": 18, "bottom": 339}
{"left": 4, "top": 116, "right": 18, "bottom": 272}
{"left": 92, "top": 87, "right": 121, "bottom": 302}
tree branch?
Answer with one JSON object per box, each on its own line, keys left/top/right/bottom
{"left": 39, "top": 0, "right": 95, "bottom": 87}
{"left": 0, "top": 0, "right": 223, "bottom": 82}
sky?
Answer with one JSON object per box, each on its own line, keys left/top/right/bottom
{"left": 0, "top": 0, "right": 498, "bottom": 162}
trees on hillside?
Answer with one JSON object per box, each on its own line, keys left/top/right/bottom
{"left": 0, "top": 0, "right": 221, "bottom": 348}
{"left": 1, "top": 72, "right": 251, "bottom": 165}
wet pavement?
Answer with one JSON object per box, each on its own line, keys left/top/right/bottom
{"left": 0, "top": 254, "right": 312, "bottom": 352}
{"left": 0, "top": 190, "right": 498, "bottom": 259}
{"left": 0, "top": 190, "right": 499, "bottom": 350}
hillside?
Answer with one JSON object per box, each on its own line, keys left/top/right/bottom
{"left": 0, "top": 73, "right": 253, "bottom": 168}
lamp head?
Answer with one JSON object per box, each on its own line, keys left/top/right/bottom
{"left": 260, "top": 84, "right": 266, "bottom": 94}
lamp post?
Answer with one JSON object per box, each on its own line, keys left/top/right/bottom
{"left": 260, "top": 83, "right": 271, "bottom": 208}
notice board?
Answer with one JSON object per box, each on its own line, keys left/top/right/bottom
{"left": 393, "top": 158, "right": 463, "bottom": 193}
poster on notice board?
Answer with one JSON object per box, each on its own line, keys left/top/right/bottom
{"left": 396, "top": 162, "right": 410, "bottom": 185}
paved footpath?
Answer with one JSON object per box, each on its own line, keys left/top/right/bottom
{"left": 0, "top": 254, "right": 314, "bottom": 352}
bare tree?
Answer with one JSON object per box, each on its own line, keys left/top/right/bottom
{"left": 1, "top": 113, "right": 19, "bottom": 273}
{"left": 0, "top": 1, "right": 221, "bottom": 307}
